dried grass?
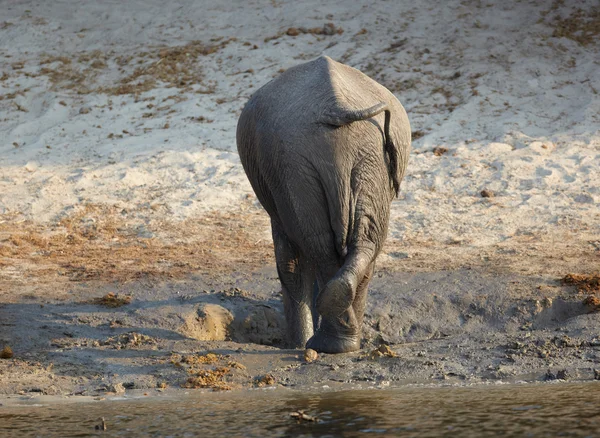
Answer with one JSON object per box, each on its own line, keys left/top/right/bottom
{"left": 561, "top": 273, "right": 600, "bottom": 293}
{"left": 0, "top": 204, "right": 272, "bottom": 285}
{"left": 183, "top": 367, "right": 232, "bottom": 391}
{"left": 6, "top": 39, "right": 234, "bottom": 98}
{"left": 91, "top": 292, "right": 132, "bottom": 308}
{"left": 105, "top": 39, "right": 235, "bottom": 95}
{"left": 551, "top": 6, "right": 600, "bottom": 46}
{"left": 171, "top": 352, "right": 238, "bottom": 391}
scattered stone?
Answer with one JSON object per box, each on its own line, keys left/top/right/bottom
{"left": 363, "top": 344, "right": 398, "bottom": 360}
{"left": 227, "top": 360, "right": 246, "bottom": 370}
{"left": 303, "top": 348, "right": 318, "bottom": 363}
{"left": 556, "top": 369, "right": 570, "bottom": 380}
{"left": 321, "top": 22, "right": 339, "bottom": 35}
{"left": 593, "top": 369, "right": 600, "bottom": 380}
{"left": 432, "top": 146, "right": 448, "bottom": 156}
{"left": 103, "top": 332, "right": 156, "bottom": 349}
{"left": 378, "top": 344, "right": 397, "bottom": 357}
{"left": 411, "top": 130, "right": 425, "bottom": 140}
{"left": 79, "top": 107, "right": 90, "bottom": 114}
{"left": 95, "top": 417, "right": 107, "bottom": 431}
{"left": 480, "top": 189, "right": 494, "bottom": 198}
{"left": 0, "top": 346, "right": 13, "bottom": 359}
{"left": 583, "top": 295, "right": 600, "bottom": 312}
{"left": 290, "top": 410, "right": 319, "bottom": 422}
{"left": 255, "top": 374, "right": 276, "bottom": 387}
{"left": 98, "top": 382, "right": 125, "bottom": 394}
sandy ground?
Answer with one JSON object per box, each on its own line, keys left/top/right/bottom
{"left": 1, "top": 0, "right": 599, "bottom": 397}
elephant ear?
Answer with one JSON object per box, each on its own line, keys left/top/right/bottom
{"left": 320, "top": 102, "right": 401, "bottom": 197}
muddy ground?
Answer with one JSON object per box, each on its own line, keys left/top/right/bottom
{"left": 1, "top": 209, "right": 599, "bottom": 398}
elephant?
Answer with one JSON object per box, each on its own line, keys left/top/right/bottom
{"left": 236, "top": 56, "right": 411, "bottom": 353}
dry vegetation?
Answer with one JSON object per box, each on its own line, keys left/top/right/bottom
{"left": 90, "top": 292, "right": 132, "bottom": 307}
{"left": 0, "top": 203, "right": 273, "bottom": 290}
{"left": 561, "top": 273, "right": 600, "bottom": 293}
{"left": 170, "top": 352, "right": 247, "bottom": 391}
{"left": 549, "top": 4, "right": 600, "bottom": 46}
{"left": 1, "top": 202, "right": 598, "bottom": 297}
{"left": 4, "top": 38, "right": 235, "bottom": 98}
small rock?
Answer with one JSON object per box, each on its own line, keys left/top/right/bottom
{"left": 411, "top": 130, "right": 425, "bottom": 140}
{"left": 378, "top": 344, "right": 396, "bottom": 356}
{"left": 79, "top": 107, "right": 91, "bottom": 114}
{"left": 556, "top": 369, "right": 570, "bottom": 380}
{"left": 593, "top": 369, "right": 600, "bottom": 380}
{"left": 24, "top": 162, "right": 39, "bottom": 172}
{"left": 480, "top": 189, "right": 494, "bottom": 198}
{"left": 303, "top": 349, "right": 318, "bottom": 363}
{"left": 322, "top": 22, "right": 337, "bottom": 35}
{"left": 95, "top": 418, "right": 107, "bottom": 431}
{"left": 286, "top": 27, "right": 300, "bottom": 37}
{"left": 583, "top": 295, "right": 600, "bottom": 311}
{"left": 290, "top": 410, "right": 319, "bottom": 422}
{"left": 101, "top": 382, "right": 125, "bottom": 394}
{"left": 0, "top": 346, "right": 13, "bottom": 359}
{"left": 255, "top": 374, "right": 276, "bottom": 387}
{"left": 432, "top": 146, "right": 448, "bottom": 156}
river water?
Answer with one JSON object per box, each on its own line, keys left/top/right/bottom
{"left": 1, "top": 382, "right": 599, "bottom": 437}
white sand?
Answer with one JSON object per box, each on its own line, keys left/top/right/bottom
{"left": 1, "top": 0, "right": 598, "bottom": 250}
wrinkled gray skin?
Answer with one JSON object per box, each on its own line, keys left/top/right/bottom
{"left": 237, "top": 56, "right": 411, "bottom": 353}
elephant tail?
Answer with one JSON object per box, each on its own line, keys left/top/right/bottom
{"left": 320, "top": 102, "right": 400, "bottom": 197}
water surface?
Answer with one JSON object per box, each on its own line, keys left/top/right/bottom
{"left": 2, "top": 382, "right": 599, "bottom": 437}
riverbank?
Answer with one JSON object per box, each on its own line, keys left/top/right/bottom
{"left": 1, "top": 0, "right": 599, "bottom": 397}
{"left": 1, "top": 242, "right": 599, "bottom": 396}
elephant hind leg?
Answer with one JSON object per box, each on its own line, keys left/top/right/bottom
{"left": 272, "top": 221, "right": 315, "bottom": 348}
{"left": 307, "top": 261, "right": 375, "bottom": 354}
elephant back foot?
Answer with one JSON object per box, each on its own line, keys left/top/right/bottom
{"left": 306, "top": 330, "right": 360, "bottom": 354}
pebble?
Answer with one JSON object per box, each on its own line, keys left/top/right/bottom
{"left": 303, "top": 349, "right": 318, "bottom": 363}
